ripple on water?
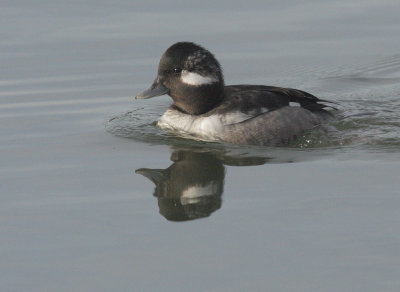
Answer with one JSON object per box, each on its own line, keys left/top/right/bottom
{"left": 105, "top": 104, "right": 399, "bottom": 153}
{"left": 321, "top": 55, "right": 400, "bottom": 150}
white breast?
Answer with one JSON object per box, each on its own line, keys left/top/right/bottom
{"left": 158, "top": 109, "right": 253, "bottom": 141}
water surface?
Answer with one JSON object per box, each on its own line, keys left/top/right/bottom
{"left": 1, "top": 1, "right": 400, "bottom": 291}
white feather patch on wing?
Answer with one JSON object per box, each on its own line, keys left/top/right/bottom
{"left": 219, "top": 111, "right": 253, "bottom": 124}
{"left": 180, "top": 70, "right": 218, "bottom": 86}
{"left": 220, "top": 108, "right": 270, "bottom": 125}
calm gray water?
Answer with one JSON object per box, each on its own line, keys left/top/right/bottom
{"left": 1, "top": 1, "right": 400, "bottom": 291}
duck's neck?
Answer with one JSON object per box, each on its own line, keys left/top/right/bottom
{"left": 170, "top": 83, "right": 225, "bottom": 115}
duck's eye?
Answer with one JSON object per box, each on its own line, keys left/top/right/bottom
{"left": 173, "top": 67, "right": 182, "bottom": 74}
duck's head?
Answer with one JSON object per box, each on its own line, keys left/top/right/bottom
{"left": 136, "top": 42, "right": 225, "bottom": 115}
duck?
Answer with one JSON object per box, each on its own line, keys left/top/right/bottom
{"left": 135, "top": 42, "right": 336, "bottom": 146}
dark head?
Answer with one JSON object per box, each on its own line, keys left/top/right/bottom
{"left": 135, "top": 42, "right": 225, "bottom": 115}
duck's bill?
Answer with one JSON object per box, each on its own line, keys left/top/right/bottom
{"left": 135, "top": 78, "right": 169, "bottom": 99}
{"left": 135, "top": 168, "right": 166, "bottom": 184}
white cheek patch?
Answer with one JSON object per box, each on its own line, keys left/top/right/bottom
{"left": 289, "top": 102, "right": 301, "bottom": 107}
{"left": 180, "top": 70, "right": 218, "bottom": 86}
{"left": 181, "top": 182, "right": 220, "bottom": 204}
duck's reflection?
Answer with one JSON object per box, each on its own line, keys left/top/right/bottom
{"left": 136, "top": 150, "right": 224, "bottom": 221}
{"left": 136, "top": 147, "right": 268, "bottom": 222}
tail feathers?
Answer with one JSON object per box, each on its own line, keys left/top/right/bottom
{"left": 288, "top": 89, "right": 339, "bottom": 112}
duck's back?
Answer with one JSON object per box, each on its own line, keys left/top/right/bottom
{"left": 219, "top": 85, "right": 332, "bottom": 114}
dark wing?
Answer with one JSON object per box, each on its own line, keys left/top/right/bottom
{"left": 223, "top": 85, "right": 337, "bottom": 114}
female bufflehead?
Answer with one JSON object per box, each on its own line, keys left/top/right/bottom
{"left": 136, "top": 42, "right": 335, "bottom": 146}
